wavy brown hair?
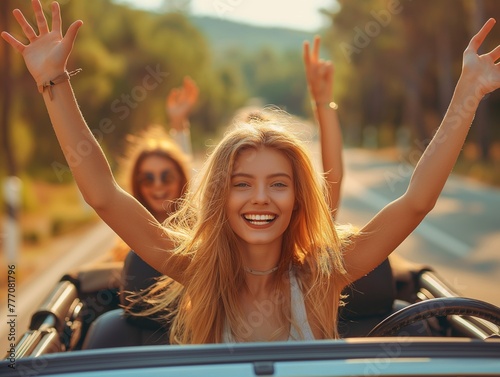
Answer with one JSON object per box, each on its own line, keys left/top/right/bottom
{"left": 118, "top": 124, "right": 191, "bottom": 214}
{"left": 133, "top": 118, "right": 352, "bottom": 344}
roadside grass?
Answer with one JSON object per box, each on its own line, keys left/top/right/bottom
{"left": 1, "top": 180, "right": 99, "bottom": 289}
{"left": 454, "top": 143, "right": 500, "bottom": 187}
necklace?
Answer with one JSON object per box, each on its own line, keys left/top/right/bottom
{"left": 243, "top": 265, "right": 279, "bottom": 276}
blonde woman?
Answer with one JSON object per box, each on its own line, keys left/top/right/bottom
{"left": 3, "top": 1, "right": 500, "bottom": 344}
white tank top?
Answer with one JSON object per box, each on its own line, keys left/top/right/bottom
{"left": 222, "top": 269, "right": 316, "bottom": 342}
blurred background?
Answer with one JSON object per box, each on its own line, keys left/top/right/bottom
{"left": 0, "top": 0, "right": 499, "bottom": 317}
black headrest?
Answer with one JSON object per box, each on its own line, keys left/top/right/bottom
{"left": 340, "top": 258, "right": 396, "bottom": 319}
{"left": 120, "top": 251, "right": 162, "bottom": 306}
{"left": 120, "top": 250, "right": 164, "bottom": 329}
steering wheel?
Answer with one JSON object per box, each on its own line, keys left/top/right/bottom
{"left": 367, "top": 297, "right": 500, "bottom": 337}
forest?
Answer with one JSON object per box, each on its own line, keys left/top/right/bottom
{"left": 1, "top": 0, "right": 499, "bottom": 185}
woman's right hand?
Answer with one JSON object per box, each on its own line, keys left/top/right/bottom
{"left": 1, "top": 0, "right": 82, "bottom": 87}
{"left": 166, "top": 76, "right": 199, "bottom": 131}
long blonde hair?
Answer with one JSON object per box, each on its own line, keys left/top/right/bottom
{"left": 134, "top": 119, "right": 351, "bottom": 343}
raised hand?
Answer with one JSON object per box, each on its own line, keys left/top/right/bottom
{"left": 341, "top": 18, "right": 500, "bottom": 283}
{"left": 1, "top": 1, "right": 187, "bottom": 285}
{"left": 166, "top": 76, "right": 199, "bottom": 131}
{"left": 303, "top": 35, "right": 343, "bottom": 217}
{"left": 1, "top": 0, "right": 82, "bottom": 88}
{"left": 303, "top": 36, "right": 334, "bottom": 106}
{"left": 460, "top": 18, "right": 500, "bottom": 98}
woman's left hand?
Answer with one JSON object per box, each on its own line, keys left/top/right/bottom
{"left": 166, "top": 76, "right": 199, "bottom": 130}
{"left": 303, "top": 35, "right": 334, "bottom": 105}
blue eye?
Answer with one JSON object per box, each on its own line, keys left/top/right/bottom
{"left": 234, "top": 182, "right": 249, "bottom": 188}
{"left": 272, "top": 182, "right": 287, "bottom": 188}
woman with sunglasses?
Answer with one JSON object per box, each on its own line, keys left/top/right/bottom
{"left": 110, "top": 79, "right": 197, "bottom": 262}
{"left": 126, "top": 77, "right": 197, "bottom": 223}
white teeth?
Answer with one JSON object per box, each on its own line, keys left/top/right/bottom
{"left": 243, "top": 214, "right": 276, "bottom": 223}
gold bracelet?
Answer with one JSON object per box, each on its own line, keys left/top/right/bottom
{"left": 315, "top": 101, "right": 338, "bottom": 110}
{"left": 37, "top": 68, "right": 82, "bottom": 100}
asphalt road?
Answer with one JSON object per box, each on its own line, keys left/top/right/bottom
{"left": 0, "top": 222, "right": 116, "bottom": 356}
{"left": 336, "top": 148, "right": 500, "bottom": 308}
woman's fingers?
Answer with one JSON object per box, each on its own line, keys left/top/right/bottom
{"left": 304, "top": 35, "right": 334, "bottom": 100}
{"left": 468, "top": 18, "right": 496, "bottom": 53}
{"left": 168, "top": 88, "right": 180, "bottom": 105}
{"left": 32, "top": 0, "right": 50, "bottom": 35}
{"left": 12, "top": 9, "right": 37, "bottom": 42}
{"left": 63, "top": 20, "right": 83, "bottom": 50}
{"left": 51, "top": 2, "right": 62, "bottom": 35}
{"left": 184, "top": 77, "right": 198, "bottom": 99}
{"left": 184, "top": 76, "right": 195, "bottom": 89}
{"left": 1, "top": 31, "right": 25, "bottom": 53}
{"left": 312, "top": 35, "right": 320, "bottom": 62}
{"left": 488, "top": 44, "right": 500, "bottom": 63}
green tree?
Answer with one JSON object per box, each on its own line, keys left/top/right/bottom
{"left": 5, "top": 0, "right": 248, "bottom": 180}
{"left": 322, "top": 0, "right": 500, "bottom": 163}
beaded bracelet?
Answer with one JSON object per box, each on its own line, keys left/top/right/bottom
{"left": 37, "top": 68, "right": 82, "bottom": 100}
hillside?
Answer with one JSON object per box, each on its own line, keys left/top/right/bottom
{"left": 190, "top": 16, "right": 316, "bottom": 54}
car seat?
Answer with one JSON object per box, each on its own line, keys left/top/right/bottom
{"left": 338, "top": 257, "right": 431, "bottom": 337}
{"left": 81, "top": 251, "right": 170, "bottom": 349}
{"left": 83, "top": 255, "right": 427, "bottom": 348}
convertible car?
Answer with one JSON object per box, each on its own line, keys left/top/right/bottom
{"left": 2, "top": 252, "right": 500, "bottom": 377}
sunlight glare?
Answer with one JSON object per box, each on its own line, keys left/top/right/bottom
{"left": 114, "top": 0, "right": 336, "bottom": 31}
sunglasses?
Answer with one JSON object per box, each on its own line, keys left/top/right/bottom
{"left": 138, "top": 169, "right": 179, "bottom": 187}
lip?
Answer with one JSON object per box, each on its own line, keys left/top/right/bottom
{"left": 149, "top": 191, "right": 169, "bottom": 200}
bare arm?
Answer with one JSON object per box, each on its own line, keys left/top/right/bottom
{"left": 343, "top": 19, "right": 500, "bottom": 283}
{"left": 303, "top": 36, "right": 343, "bottom": 218}
{"left": 1, "top": 0, "right": 189, "bottom": 282}
{"left": 166, "top": 76, "right": 199, "bottom": 156}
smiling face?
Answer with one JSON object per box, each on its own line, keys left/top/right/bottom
{"left": 226, "top": 146, "right": 296, "bottom": 253}
{"left": 137, "top": 155, "right": 183, "bottom": 221}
